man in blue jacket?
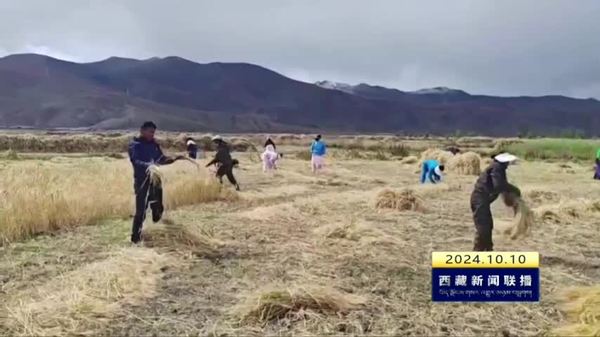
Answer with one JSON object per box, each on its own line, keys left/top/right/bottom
{"left": 128, "top": 121, "right": 184, "bottom": 243}
{"left": 420, "top": 159, "right": 444, "bottom": 184}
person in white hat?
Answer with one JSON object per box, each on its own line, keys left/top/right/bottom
{"left": 470, "top": 152, "right": 520, "bottom": 251}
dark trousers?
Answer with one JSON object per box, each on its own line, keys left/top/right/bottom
{"left": 216, "top": 163, "right": 238, "bottom": 186}
{"left": 471, "top": 193, "right": 494, "bottom": 251}
{"left": 595, "top": 159, "right": 600, "bottom": 180}
{"left": 131, "top": 179, "right": 164, "bottom": 243}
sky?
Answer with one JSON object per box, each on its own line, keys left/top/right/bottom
{"left": 1, "top": 0, "right": 599, "bottom": 98}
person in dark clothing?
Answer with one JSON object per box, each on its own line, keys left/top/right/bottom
{"left": 264, "top": 137, "right": 276, "bottom": 150}
{"left": 128, "top": 121, "right": 184, "bottom": 243}
{"left": 186, "top": 137, "right": 199, "bottom": 159}
{"left": 445, "top": 146, "right": 461, "bottom": 155}
{"left": 206, "top": 135, "right": 240, "bottom": 191}
{"left": 470, "top": 153, "right": 520, "bottom": 251}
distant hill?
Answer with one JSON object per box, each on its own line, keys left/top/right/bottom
{"left": 1, "top": 53, "right": 599, "bottom": 136}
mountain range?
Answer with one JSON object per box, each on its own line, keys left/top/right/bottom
{"left": 1, "top": 53, "right": 599, "bottom": 136}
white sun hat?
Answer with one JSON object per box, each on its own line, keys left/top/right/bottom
{"left": 494, "top": 152, "right": 518, "bottom": 163}
{"left": 211, "top": 135, "right": 223, "bottom": 141}
{"left": 434, "top": 165, "right": 443, "bottom": 177}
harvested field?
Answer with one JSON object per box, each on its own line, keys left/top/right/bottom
{"left": 0, "top": 137, "right": 599, "bottom": 336}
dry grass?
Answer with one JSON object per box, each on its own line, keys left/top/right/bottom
{"left": 419, "top": 148, "right": 454, "bottom": 166}
{"left": 400, "top": 155, "right": 419, "bottom": 164}
{"left": 233, "top": 285, "right": 366, "bottom": 325}
{"left": 0, "top": 159, "right": 233, "bottom": 244}
{"left": 551, "top": 286, "right": 600, "bottom": 336}
{"left": 3, "top": 139, "right": 600, "bottom": 336}
{"left": 447, "top": 151, "right": 481, "bottom": 175}
{"left": 534, "top": 199, "right": 600, "bottom": 224}
{"left": 3, "top": 247, "right": 171, "bottom": 336}
{"left": 375, "top": 188, "right": 425, "bottom": 212}
{"left": 503, "top": 198, "right": 534, "bottom": 240}
{"left": 141, "top": 219, "right": 224, "bottom": 258}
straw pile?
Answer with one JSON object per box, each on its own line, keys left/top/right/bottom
{"left": 141, "top": 219, "right": 223, "bottom": 258}
{"left": 534, "top": 199, "right": 600, "bottom": 224}
{"left": 447, "top": 151, "right": 481, "bottom": 175}
{"left": 375, "top": 189, "right": 425, "bottom": 212}
{"left": 234, "top": 285, "right": 365, "bottom": 325}
{"left": 551, "top": 286, "right": 600, "bottom": 336}
{"left": 419, "top": 148, "right": 454, "bottom": 166}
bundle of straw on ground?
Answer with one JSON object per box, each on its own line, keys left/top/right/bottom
{"left": 375, "top": 188, "right": 425, "bottom": 212}
{"left": 141, "top": 219, "right": 224, "bottom": 258}
{"left": 233, "top": 286, "right": 365, "bottom": 325}
{"left": 551, "top": 286, "right": 600, "bottom": 336}
{"left": 419, "top": 148, "right": 454, "bottom": 166}
{"left": 447, "top": 151, "right": 482, "bottom": 175}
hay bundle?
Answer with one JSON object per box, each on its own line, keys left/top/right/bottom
{"left": 552, "top": 286, "right": 600, "bottom": 336}
{"left": 234, "top": 286, "right": 365, "bottom": 325}
{"left": 375, "top": 188, "right": 425, "bottom": 212}
{"left": 448, "top": 151, "right": 481, "bottom": 175}
{"left": 147, "top": 164, "right": 163, "bottom": 186}
{"left": 419, "top": 148, "right": 454, "bottom": 166}
{"left": 526, "top": 189, "right": 560, "bottom": 204}
{"left": 141, "top": 219, "right": 223, "bottom": 258}
{"left": 503, "top": 197, "right": 534, "bottom": 240}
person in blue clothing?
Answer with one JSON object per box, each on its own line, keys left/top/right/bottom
{"left": 310, "top": 134, "right": 327, "bottom": 173}
{"left": 128, "top": 121, "right": 185, "bottom": 243}
{"left": 420, "top": 159, "right": 445, "bottom": 184}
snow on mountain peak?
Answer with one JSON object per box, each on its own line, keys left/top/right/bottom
{"left": 314, "top": 80, "right": 355, "bottom": 93}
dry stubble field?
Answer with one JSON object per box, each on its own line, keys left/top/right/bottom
{"left": 0, "top": 140, "right": 599, "bottom": 336}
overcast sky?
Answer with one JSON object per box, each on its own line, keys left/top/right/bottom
{"left": 1, "top": 0, "right": 599, "bottom": 98}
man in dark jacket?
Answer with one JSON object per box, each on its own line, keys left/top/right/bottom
{"left": 128, "top": 121, "right": 183, "bottom": 243}
{"left": 206, "top": 135, "right": 240, "bottom": 191}
{"left": 470, "top": 153, "right": 520, "bottom": 251}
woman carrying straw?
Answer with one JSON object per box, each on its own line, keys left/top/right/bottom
{"left": 470, "top": 153, "right": 520, "bottom": 251}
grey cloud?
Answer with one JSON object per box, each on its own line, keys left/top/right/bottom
{"left": 1, "top": 0, "right": 599, "bottom": 98}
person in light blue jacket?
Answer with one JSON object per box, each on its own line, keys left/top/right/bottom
{"left": 420, "top": 159, "right": 444, "bottom": 184}
{"left": 310, "top": 134, "right": 327, "bottom": 173}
